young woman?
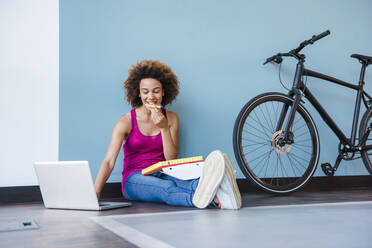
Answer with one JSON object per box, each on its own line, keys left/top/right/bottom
{"left": 94, "top": 60, "right": 241, "bottom": 209}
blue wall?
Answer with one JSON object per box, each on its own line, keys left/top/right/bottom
{"left": 60, "top": 0, "right": 372, "bottom": 182}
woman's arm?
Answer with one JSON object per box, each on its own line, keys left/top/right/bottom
{"left": 160, "top": 111, "right": 179, "bottom": 160}
{"left": 148, "top": 108, "right": 179, "bottom": 160}
{"left": 94, "top": 114, "right": 130, "bottom": 200}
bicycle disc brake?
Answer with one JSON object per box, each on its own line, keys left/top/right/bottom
{"left": 272, "top": 130, "right": 292, "bottom": 154}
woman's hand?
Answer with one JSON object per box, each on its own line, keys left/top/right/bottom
{"left": 148, "top": 106, "right": 168, "bottom": 129}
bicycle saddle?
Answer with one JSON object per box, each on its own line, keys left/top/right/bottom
{"left": 351, "top": 54, "right": 372, "bottom": 65}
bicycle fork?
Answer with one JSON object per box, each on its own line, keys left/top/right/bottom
{"left": 275, "top": 62, "right": 305, "bottom": 145}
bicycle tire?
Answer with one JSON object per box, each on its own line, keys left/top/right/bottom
{"left": 233, "top": 92, "right": 320, "bottom": 194}
{"left": 359, "top": 106, "right": 372, "bottom": 175}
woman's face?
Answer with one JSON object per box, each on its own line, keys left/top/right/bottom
{"left": 139, "top": 78, "right": 164, "bottom": 107}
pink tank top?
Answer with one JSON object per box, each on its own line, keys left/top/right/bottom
{"left": 121, "top": 108, "right": 166, "bottom": 196}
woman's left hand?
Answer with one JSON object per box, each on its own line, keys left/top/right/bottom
{"left": 149, "top": 107, "right": 168, "bottom": 129}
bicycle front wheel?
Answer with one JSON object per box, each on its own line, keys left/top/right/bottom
{"left": 233, "top": 92, "right": 320, "bottom": 194}
{"left": 359, "top": 106, "right": 372, "bottom": 175}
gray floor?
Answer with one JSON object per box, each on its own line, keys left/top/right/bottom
{"left": 0, "top": 218, "right": 39, "bottom": 232}
{"left": 1, "top": 188, "right": 372, "bottom": 248}
{"left": 91, "top": 201, "right": 372, "bottom": 248}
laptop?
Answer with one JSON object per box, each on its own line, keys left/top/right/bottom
{"left": 33, "top": 161, "right": 131, "bottom": 210}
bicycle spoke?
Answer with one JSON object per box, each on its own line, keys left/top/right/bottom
{"left": 286, "top": 153, "right": 306, "bottom": 176}
{"left": 286, "top": 153, "right": 300, "bottom": 177}
{"left": 243, "top": 143, "right": 269, "bottom": 154}
{"left": 252, "top": 149, "right": 273, "bottom": 171}
{"left": 253, "top": 106, "right": 273, "bottom": 134}
{"left": 291, "top": 144, "right": 311, "bottom": 155}
{"left": 243, "top": 122, "right": 272, "bottom": 140}
{"left": 273, "top": 101, "right": 282, "bottom": 129}
{"left": 242, "top": 129, "right": 269, "bottom": 141}
{"left": 263, "top": 151, "right": 273, "bottom": 178}
{"left": 295, "top": 138, "right": 312, "bottom": 144}
{"left": 290, "top": 115, "right": 303, "bottom": 131}
{"left": 294, "top": 130, "right": 310, "bottom": 139}
{"left": 292, "top": 122, "right": 307, "bottom": 133}
{"left": 242, "top": 142, "right": 269, "bottom": 148}
{"left": 242, "top": 140, "right": 271, "bottom": 148}
{"left": 270, "top": 157, "right": 279, "bottom": 185}
{"left": 255, "top": 148, "right": 274, "bottom": 178}
{"left": 264, "top": 102, "right": 275, "bottom": 132}
{"left": 287, "top": 153, "right": 308, "bottom": 170}
{"left": 241, "top": 137, "right": 268, "bottom": 142}
{"left": 258, "top": 105, "right": 274, "bottom": 133}
{"left": 292, "top": 143, "right": 312, "bottom": 149}
{"left": 246, "top": 150, "right": 273, "bottom": 164}
{"left": 278, "top": 153, "right": 289, "bottom": 179}
{"left": 271, "top": 101, "right": 280, "bottom": 129}
{"left": 248, "top": 114, "right": 273, "bottom": 134}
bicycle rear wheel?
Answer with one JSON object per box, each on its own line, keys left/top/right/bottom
{"left": 233, "top": 92, "right": 320, "bottom": 194}
{"left": 359, "top": 106, "right": 372, "bottom": 175}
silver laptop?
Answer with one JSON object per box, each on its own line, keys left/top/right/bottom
{"left": 33, "top": 161, "right": 131, "bottom": 210}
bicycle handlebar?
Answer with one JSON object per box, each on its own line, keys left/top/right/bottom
{"left": 264, "top": 30, "right": 331, "bottom": 65}
{"left": 311, "top": 30, "right": 331, "bottom": 43}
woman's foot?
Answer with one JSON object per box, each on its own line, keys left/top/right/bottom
{"left": 215, "top": 154, "right": 242, "bottom": 210}
{"left": 192, "top": 150, "right": 225, "bottom": 208}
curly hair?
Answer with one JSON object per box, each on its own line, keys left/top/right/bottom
{"left": 123, "top": 60, "right": 179, "bottom": 107}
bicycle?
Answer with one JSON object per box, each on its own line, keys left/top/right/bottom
{"left": 233, "top": 30, "right": 372, "bottom": 194}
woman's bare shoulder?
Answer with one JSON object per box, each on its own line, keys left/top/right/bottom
{"left": 166, "top": 110, "right": 179, "bottom": 124}
{"left": 116, "top": 111, "right": 132, "bottom": 134}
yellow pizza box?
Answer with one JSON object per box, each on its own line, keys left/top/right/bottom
{"left": 142, "top": 156, "right": 203, "bottom": 176}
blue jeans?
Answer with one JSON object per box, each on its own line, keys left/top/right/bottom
{"left": 124, "top": 172, "right": 200, "bottom": 207}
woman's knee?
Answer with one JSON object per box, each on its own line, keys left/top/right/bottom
{"left": 124, "top": 175, "right": 177, "bottom": 201}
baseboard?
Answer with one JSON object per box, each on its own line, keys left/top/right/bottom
{"left": 1, "top": 176, "right": 371, "bottom": 204}
{"left": 237, "top": 175, "right": 372, "bottom": 193}
{"left": 0, "top": 183, "right": 123, "bottom": 205}
{"left": 0, "top": 186, "right": 43, "bottom": 204}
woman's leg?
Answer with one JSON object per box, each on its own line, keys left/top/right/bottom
{"left": 158, "top": 173, "right": 199, "bottom": 193}
{"left": 124, "top": 172, "right": 197, "bottom": 207}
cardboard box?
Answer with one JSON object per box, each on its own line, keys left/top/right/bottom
{"left": 142, "top": 156, "right": 203, "bottom": 180}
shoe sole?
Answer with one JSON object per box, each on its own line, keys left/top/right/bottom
{"left": 192, "top": 150, "right": 225, "bottom": 208}
{"left": 223, "top": 154, "right": 242, "bottom": 209}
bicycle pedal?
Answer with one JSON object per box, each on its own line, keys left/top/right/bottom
{"left": 321, "top": 162, "right": 334, "bottom": 177}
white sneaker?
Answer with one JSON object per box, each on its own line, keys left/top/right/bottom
{"left": 192, "top": 150, "right": 225, "bottom": 208}
{"left": 215, "top": 154, "right": 242, "bottom": 210}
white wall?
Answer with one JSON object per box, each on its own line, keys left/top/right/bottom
{"left": 0, "top": 0, "right": 59, "bottom": 186}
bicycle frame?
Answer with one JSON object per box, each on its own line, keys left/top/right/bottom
{"left": 277, "top": 60, "right": 372, "bottom": 151}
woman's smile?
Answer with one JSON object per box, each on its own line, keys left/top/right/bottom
{"left": 139, "top": 78, "right": 164, "bottom": 107}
